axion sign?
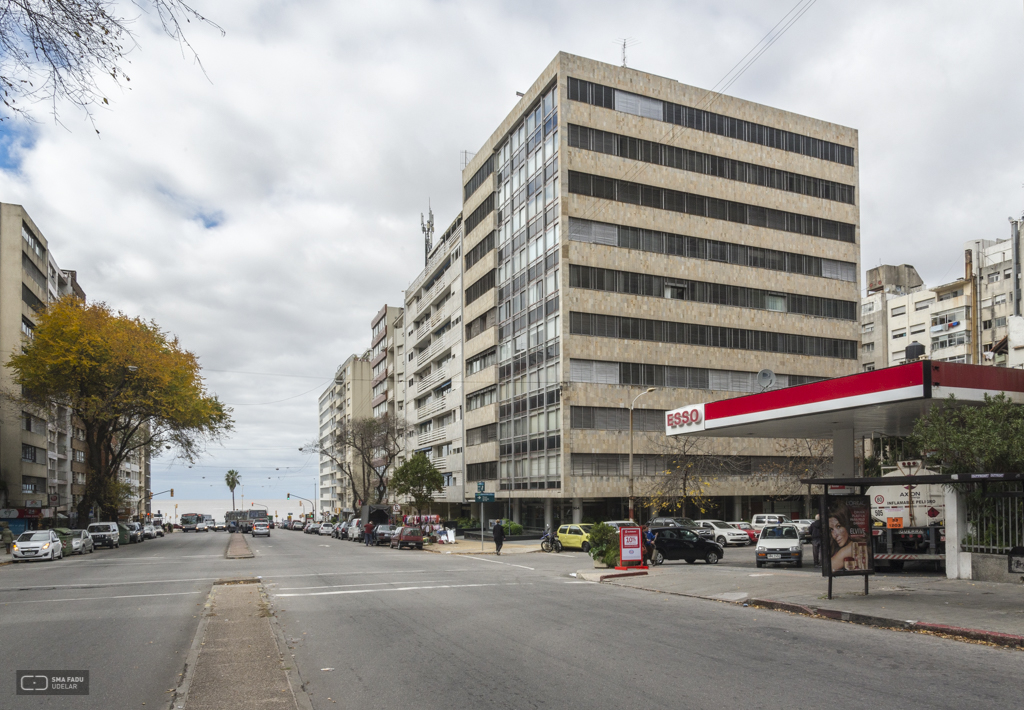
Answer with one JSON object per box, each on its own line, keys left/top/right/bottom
{"left": 665, "top": 403, "right": 706, "bottom": 435}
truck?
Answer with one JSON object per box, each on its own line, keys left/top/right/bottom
{"left": 867, "top": 460, "right": 946, "bottom": 570}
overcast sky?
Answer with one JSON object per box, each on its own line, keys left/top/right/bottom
{"left": 0, "top": 1, "right": 1021, "bottom": 501}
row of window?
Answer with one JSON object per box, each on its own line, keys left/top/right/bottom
{"left": 465, "top": 308, "right": 496, "bottom": 341}
{"left": 566, "top": 77, "right": 855, "bottom": 166}
{"left": 466, "top": 386, "right": 496, "bottom": 411}
{"left": 568, "top": 171, "right": 856, "bottom": 244}
{"left": 466, "top": 348, "right": 497, "bottom": 376}
{"left": 570, "top": 358, "right": 822, "bottom": 393}
{"left": 569, "top": 311, "right": 858, "bottom": 359}
{"left": 467, "top": 461, "right": 498, "bottom": 481}
{"left": 569, "top": 265, "right": 858, "bottom": 321}
{"left": 465, "top": 193, "right": 495, "bottom": 236}
{"left": 568, "top": 218, "right": 856, "bottom": 282}
{"left": 570, "top": 453, "right": 828, "bottom": 477}
{"left": 23, "top": 223, "right": 45, "bottom": 259}
{"left": 465, "top": 270, "right": 496, "bottom": 306}
{"left": 23, "top": 252, "right": 46, "bottom": 290}
{"left": 465, "top": 231, "right": 495, "bottom": 271}
{"left": 570, "top": 406, "right": 664, "bottom": 431}
{"left": 465, "top": 155, "right": 495, "bottom": 202}
{"left": 466, "top": 423, "right": 498, "bottom": 446}
{"left": 568, "top": 124, "right": 855, "bottom": 204}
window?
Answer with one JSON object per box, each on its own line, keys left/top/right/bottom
{"left": 21, "top": 316, "right": 35, "bottom": 339}
{"left": 73, "top": 450, "right": 86, "bottom": 463}
{"left": 464, "top": 155, "right": 495, "bottom": 201}
{"left": 862, "top": 342, "right": 874, "bottom": 352}
{"left": 465, "top": 193, "right": 495, "bottom": 236}
{"left": 862, "top": 302, "right": 875, "bottom": 314}
{"left": 938, "top": 288, "right": 963, "bottom": 302}
{"left": 22, "top": 223, "right": 45, "bottom": 259}
{"left": 22, "top": 252, "right": 46, "bottom": 289}
{"left": 892, "top": 328, "right": 906, "bottom": 339}
{"left": 21, "top": 444, "right": 39, "bottom": 463}
{"left": 466, "top": 461, "right": 498, "bottom": 481}
{"left": 994, "top": 294, "right": 1007, "bottom": 306}
{"left": 568, "top": 171, "right": 856, "bottom": 244}
{"left": 988, "top": 272, "right": 1001, "bottom": 283}
{"left": 863, "top": 363, "right": 875, "bottom": 371}
{"left": 465, "top": 231, "right": 496, "bottom": 270}
{"left": 568, "top": 123, "right": 855, "bottom": 204}
{"left": 1004, "top": 269, "right": 1012, "bottom": 280}
{"left": 932, "top": 307, "right": 968, "bottom": 328}
{"left": 465, "top": 270, "right": 496, "bottom": 305}
{"left": 983, "top": 319, "right": 993, "bottom": 330}
{"left": 466, "top": 349, "right": 497, "bottom": 375}
{"left": 466, "top": 423, "right": 498, "bottom": 446}
{"left": 862, "top": 323, "right": 874, "bottom": 334}
{"left": 995, "top": 316, "right": 1007, "bottom": 328}
{"left": 932, "top": 331, "right": 969, "bottom": 350}
{"left": 911, "top": 323, "right": 926, "bottom": 334}
{"left": 570, "top": 406, "right": 663, "bottom": 431}
{"left": 915, "top": 298, "right": 934, "bottom": 311}
{"left": 569, "top": 358, "right": 823, "bottom": 393}
{"left": 891, "top": 305, "right": 906, "bottom": 317}
{"left": 892, "top": 350, "right": 905, "bottom": 360}
{"left": 466, "top": 386, "right": 497, "bottom": 411}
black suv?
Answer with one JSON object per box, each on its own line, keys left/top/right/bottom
{"left": 649, "top": 526, "right": 724, "bottom": 565}
{"left": 648, "top": 517, "right": 715, "bottom": 540}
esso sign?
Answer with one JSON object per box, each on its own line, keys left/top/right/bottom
{"left": 665, "top": 403, "right": 706, "bottom": 435}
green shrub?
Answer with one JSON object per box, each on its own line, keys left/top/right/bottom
{"left": 601, "top": 546, "right": 620, "bottom": 567}
{"left": 587, "top": 522, "right": 617, "bottom": 561}
{"left": 503, "top": 520, "right": 523, "bottom": 536}
{"left": 455, "top": 517, "right": 479, "bottom": 530}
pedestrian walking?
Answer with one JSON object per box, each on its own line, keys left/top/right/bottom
{"left": 1, "top": 522, "right": 13, "bottom": 555}
{"left": 809, "top": 513, "right": 823, "bottom": 566}
{"left": 493, "top": 519, "right": 505, "bottom": 555}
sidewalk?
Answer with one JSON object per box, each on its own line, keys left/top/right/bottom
{"left": 424, "top": 538, "right": 542, "bottom": 555}
{"left": 226, "top": 533, "right": 254, "bottom": 559}
{"left": 601, "top": 564, "right": 1024, "bottom": 648}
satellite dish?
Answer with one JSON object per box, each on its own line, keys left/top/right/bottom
{"left": 756, "top": 369, "right": 776, "bottom": 391}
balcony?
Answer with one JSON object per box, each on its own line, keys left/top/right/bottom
{"left": 416, "top": 364, "right": 450, "bottom": 395}
{"left": 415, "top": 329, "right": 454, "bottom": 368}
{"left": 416, "top": 394, "right": 448, "bottom": 420}
{"left": 417, "top": 426, "right": 448, "bottom": 447}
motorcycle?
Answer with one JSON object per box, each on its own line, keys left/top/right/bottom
{"left": 540, "top": 527, "right": 562, "bottom": 553}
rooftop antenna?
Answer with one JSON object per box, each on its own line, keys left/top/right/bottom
{"left": 616, "top": 37, "right": 640, "bottom": 67}
{"left": 421, "top": 203, "right": 434, "bottom": 266}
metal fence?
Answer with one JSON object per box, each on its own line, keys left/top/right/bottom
{"left": 962, "top": 482, "right": 1024, "bottom": 554}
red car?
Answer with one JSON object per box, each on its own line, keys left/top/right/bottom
{"left": 729, "top": 522, "right": 759, "bottom": 544}
{"left": 390, "top": 527, "right": 423, "bottom": 550}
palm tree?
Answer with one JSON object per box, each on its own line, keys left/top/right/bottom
{"left": 225, "top": 470, "right": 241, "bottom": 510}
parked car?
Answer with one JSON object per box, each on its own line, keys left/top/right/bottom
{"left": 556, "top": 524, "right": 594, "bottom": 552}
{"left": 333, "top": 521, "right": 349, "bottom": 539}
{"left": 87, "top": 521, "right": 120, "bottom": 549}
{"left": 390, "top": 527, "right": 423, "bottom": 549}
{"left": 292, "top": 520, "right": 305, "bottom": 530}
{"left": 125, "top": 522, "right": 144, "bottom": 543}
{"left": 648, "top": 517, "right": 715, "bottom": 540}
{"left": 67, "top": 529, "right": 95, "bottom": 554}
{"left": 268, "top": 520, "right": 275, "bottom": 529}
{"left": 252, "top": 521, "right": 271, "bottom": 537}
{"left": 347, "top": 519, "right": 363, "bottom": 542}
{"left": 728, "top": 521, "right": 760, "bottom": 544}
{"left": 319, "top": 523, "right": 335, "bottom": 536}
{"left": 306, "top": 523, "right": 321, "bottom": 535}
{"left": 154, "top": 525, "right": 165, "bottom": 537}
{"left": 373, "top": 524, "right": 397, "bottom": 545}
{"left": 693, "top": 520, "right": 753, "bottom": 547}
{"left": 791, "top": 519, "right": 814, "bottom": 541}
{"left": 143, "top": 524, "right": 158, "bottom": 539}
{"left": 751, "top": 514, "right": 793, "bottom": 531}
{"left": 13, "top": 530, "right": 64, "bottom": 562}
{"left": 601, "top": 520, "right": 639, "bottom": 531}
{"left": 755, "top": 525, "right": 804, "bottom": 568}
{"left": 649, "top": 526, "right": 723, "bottom": 565}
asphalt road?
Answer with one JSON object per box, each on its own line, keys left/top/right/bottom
{"left": 0, "top": 530, "right": 1017, "bottom": 710}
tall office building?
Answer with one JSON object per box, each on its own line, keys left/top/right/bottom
{"left": 460, "top": 53, "right": 861, "bottom": 527}
{"left": 318, "top": 353, "right": 372, "bottom": 517}
{"left": 404, "top": 214, "right": 466, "bottom": 515}
{"left": 0, "top": 204, "right": 89, "bottom": 532}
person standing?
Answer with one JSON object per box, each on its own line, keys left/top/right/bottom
{"left": 493, "top": 519, "right": 505, "bottom": 556}
{"left": 364, "top": 521, "right": 375, "bottom": 546}
{"left": 809, "top": 513, "right": 823, "bottom": 567}
{"left": 1, "top": 522, "right": 13, "bottom": 555}
{"left": 643, "top": 525, "right": 658, "bottom": 565}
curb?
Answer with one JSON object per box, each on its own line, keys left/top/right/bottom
{"left": 262, "top": 583, "right": 315, "bottom": 710}
{"left": 601, "top": 580, "right": 1024, "bottom": 650}
{"left": 225, "top": 534, "right": 254, "bottom": 559}
{"left": 169, "top": 583, "right": 217, "bottom": 709}
{"left": 577, "top": 569, "right": 648, "bottom": 582}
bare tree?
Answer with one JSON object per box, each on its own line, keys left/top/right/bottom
{"left": 639, "top": 433, "right": 745, "bottom": 518}
{"left": 303, "top": 414, "right": 406, "bottom": 508}
{"left": 750, "top": 438, "right": 833, "bottom": 515}
{"left": 0, "top": 1, "right": 222, "bottom": 123}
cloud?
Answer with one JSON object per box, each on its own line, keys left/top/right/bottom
{"left": 0, "top": 0, "right": 1020, "bottom": 498}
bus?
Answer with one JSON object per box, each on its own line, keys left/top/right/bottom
{"left": 180, "top": 513, "right": 202, "bottom": 532}
{"left": 225, "top": 508, "right": 269, "bottom": 533}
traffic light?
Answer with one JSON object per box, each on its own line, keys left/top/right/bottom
{"left": 286, "top": 493, "right": 290, "bottom": 499}
{"left": 170, "top": 489, "right": 174, "bottom": 497}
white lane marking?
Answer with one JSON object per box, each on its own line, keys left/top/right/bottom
{"left": 277, "top": 581, "right": 441, "bottom": 591}
{"left": 277, "top": 583, "right": 517, "bottom": 598}
{"left": 463, "top": 556, "right": 535, "bottom": 571}
{"left": 0, "top": 591, "right": 202, "bottom": 605}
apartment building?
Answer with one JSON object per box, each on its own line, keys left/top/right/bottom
{"left": 403, "top": 213, "right": 466, "bottom": 514}
{"left": 317, "top": 354, "right": 372, "bottom": 517}
{"left": 968, "top": 237, "right": 1021, "bottom": 365}
{"left": 370, "top": 305, "right": 403, "bottom": 420}
{"left": 0, "top": 204, "right": 93, "bottom": 533}
{"left": 459, "top": 53, "right": 861, "bottom": 528}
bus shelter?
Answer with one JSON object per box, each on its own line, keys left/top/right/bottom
{"left": 665, "top": 360, "right": 1024, "bottom": 582}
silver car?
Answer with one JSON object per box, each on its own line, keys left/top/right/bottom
{"left": 13, "top": 530, "right": 64, "bottom": 562}
{"left": 68, "top": 529, "right": 95, "bottom": 555}
{"left": 143, "top": 524, "right": 158, "bottom": 539}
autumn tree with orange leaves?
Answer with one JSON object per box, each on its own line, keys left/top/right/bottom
{"left": 7, "top": 297, "right": 232, "bottom": 522}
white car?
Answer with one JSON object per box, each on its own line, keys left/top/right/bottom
{"left": 750, "top": 513, "right": 793, "bottom": 531}
{"left": 143, "top": 524, "right": 158, "bottom": 539}
{"left": 791, "top": 519, "right": 814, "bottom": 541}
{"left": 195, "top": 521, "right": 209, "bottom": 532}
{"left": 319, "top": 523, "right": 335, "bottom": 536}
{"left": 694, "top": 520, "right": 752, "bottom": 547}
{"left": 13, "top": 530, "right": 64, "bottom": 562}
{"left": 252, "top": 521, "right": 270, "bottom": 537}
{"left": 755, "top": 525, "right": 804, "bottom": 568}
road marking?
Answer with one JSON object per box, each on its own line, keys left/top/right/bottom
{"left": 277, "top": 581, "right": 441, "bottom": 591}
{"left": 463, "top": 556, "right": 535, "bottom": 571}
{"left": 276, "top": 583, "right": 516, "bottom": 598}
{"left": 0, "top": 591, "right": 202, "bottom": 605}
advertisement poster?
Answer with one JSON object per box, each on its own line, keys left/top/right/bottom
{"left": 619, "top": 526, "right": 643, "bottom": 563}
{"left": 823, "top": 495, "right": 874, "bottom": 577}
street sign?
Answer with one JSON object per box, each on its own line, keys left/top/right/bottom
{"left": 477, "top": 481, "right": 485, "bottom": 492}
{"left": 48, "top": 494, "right": 59, "bottom": 506}
{"left": 392, "top": 504, "right": 401, "bottom": 514}
{"left": 474, "top": 493, "right": 495, "bottom": 502}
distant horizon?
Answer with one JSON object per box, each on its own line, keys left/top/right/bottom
{"left": 152, "top": 498, "right": 317, "bottom": 523}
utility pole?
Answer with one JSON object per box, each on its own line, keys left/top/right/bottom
{"left": 628, "top": 387, "right": 656, "bottom": 522}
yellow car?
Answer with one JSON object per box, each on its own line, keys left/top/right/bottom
{"left": 556, "top": 524, "right": 594, "bottom": 552}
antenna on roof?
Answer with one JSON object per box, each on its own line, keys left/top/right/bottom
{"left": 421, "top": 203, "right": 434, "bottom": 267}
{"left": 615, "top": 37, "right": 640, "bottom": 68}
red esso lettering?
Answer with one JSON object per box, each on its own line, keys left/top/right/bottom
{"left": 691, "top": 408, "right": 701, "bottom": 423}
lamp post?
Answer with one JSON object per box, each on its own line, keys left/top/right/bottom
{"left": 628, "top": 387, "right": 656, "bottom": 523}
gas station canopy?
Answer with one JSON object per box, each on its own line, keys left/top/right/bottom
{"left": 666, "top": 360, "right": 1024, "bottom": 441}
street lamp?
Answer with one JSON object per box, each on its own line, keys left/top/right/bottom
{"left": 628, "top": 387, "right": 656, "bottom": 523}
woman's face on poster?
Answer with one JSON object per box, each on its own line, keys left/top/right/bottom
{"left": 829, "top": 516, "right": 849, "bottom": 547}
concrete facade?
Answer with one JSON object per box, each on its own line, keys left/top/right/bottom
{"left": 318, "top": 353, "right": 372, "bottom": 516}
{"left": 403, "top": 213, "right": 466, "bottom": 513}
{"left": 459, "top": 53, "right": 861, "bottom": 528}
